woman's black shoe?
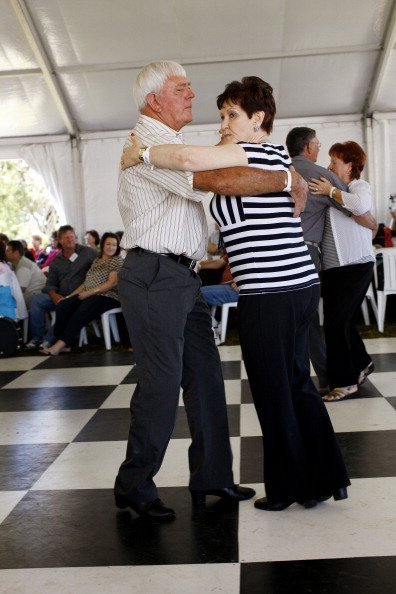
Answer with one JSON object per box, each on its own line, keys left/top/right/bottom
{"left": 318, "top": 487, "right": 348, "bottom": 502}
{"left": 115, "top": 495, "right": 175, "bottom": 519}
{"left": 333, "top": 487, "right": 348, "bottom": 501}
{"left": 254, "top": 496, "right": 295, "bottom": 511}
{"left": 190, "top": 485, "right": 255, "bottom": 508}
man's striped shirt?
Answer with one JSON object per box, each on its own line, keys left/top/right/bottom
{"left": 118, "top": 115, "right": 208, "bottom": 260}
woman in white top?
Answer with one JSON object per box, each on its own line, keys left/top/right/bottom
{"left": 309, "top": 141, "right": 375, "bottom": 401}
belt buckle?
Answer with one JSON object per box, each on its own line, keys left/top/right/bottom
{"left": 188, "top": 259, "right": 196, "bottom": 270}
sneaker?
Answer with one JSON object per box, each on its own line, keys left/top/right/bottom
{"left": 25, "top": 339, "right": 40, "bottom": 349}
{"left": 358, "top": 361, "right": 375, "bottom": 386}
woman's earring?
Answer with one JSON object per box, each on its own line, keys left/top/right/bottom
{"left": 253, "top": 125, "right": 259, "bottom": 133}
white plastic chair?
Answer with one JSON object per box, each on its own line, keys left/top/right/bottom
{"left": 361, "top": 283, "right": 378, "bottom": 326}
{"left": 100, "top": 307, "right": 122, "bottom": 349}
{"left": 374, "top": 248, "right": 396, "bottom": 332}
{"left": 211, "top": 302, "right": 238, "bottom": 344}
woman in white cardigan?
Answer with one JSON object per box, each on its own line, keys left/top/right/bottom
{"left": 309, "top": 141, "right": 376, "bottom": 401}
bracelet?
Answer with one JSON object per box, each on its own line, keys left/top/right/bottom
{"left": 330, "top": 186, "right": 337, "bottom": 199}
{"left": 142, "top": 147, "right": 151, "bottom": 165}
{"left": 283, "top": 169, "right": 292, "bottom": 192}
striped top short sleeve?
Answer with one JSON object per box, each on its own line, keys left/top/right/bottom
{"left": 209, "top": 142, "right": 319, "bottom": 295}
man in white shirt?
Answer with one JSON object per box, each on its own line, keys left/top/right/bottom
{"left": 115, "top": 61, "right": 308, "bottom": 520}
{"left": 6, "top": 240, "right": 46, "bottom": 306}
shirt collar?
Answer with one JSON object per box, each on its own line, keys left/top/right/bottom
{"left": 139, "top": 114, "right": 184, "bottom": 141}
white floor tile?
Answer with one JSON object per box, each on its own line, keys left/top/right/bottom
{"left": 0, "top": 410, "right": 96, "bottom": 445}
{"left": 0, "top": 357, "right": 43, "bottom": 372}
{"left": 31, "top": 441, "right": 126, "bottom": 490}
{"left": 0, "top": 491, "right": 27, "bottom": 523}
{"left": 157, "top": 436, "right": 241, "bottom": 487}
{"left": 31, "top": 437, "right": 241, "bottom": 490}
{"left": 0, "top": 564, "right": 240, "bottom": 594}
{"left": 2, "top": 366, "right": 133, "bottom": 389}
{"left": 240, "top": 403, "right": 261, "bottom": 436}
{"left": 326, "top": 396, "right": 396, "bottom": 432}
{"left": 219, "top": 345, "right": 242, "bottom": 361}
{"left": 368, "top": 371, "right": 396, "bottom": 397}
{"left": 100, "top": 385, "right": 134, "bottom": 408}
{"left": 363, "top": 337, "right": 396, "bottom": 353}
{"left": 239, "top": 477, "right": 396, "bottom": 562}
{"left": 224, "top": 379, "right": 241, "bottom": 404}
{"left": 241, "top": 361, "right": 247, "bottom": 380}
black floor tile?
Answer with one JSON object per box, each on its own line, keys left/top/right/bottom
{"left": 240, "top": 429, "right": 396, "bottom": 484}
{"left": 240, "top": 557, "right": 396, "bottom": 594}
{"left": 240, "top": 436, "right": 263, "bottom": 484}
{"left": 73, "top": 404, "right": 241, "bottom": 441}
{"left": 337, "top": 430, "right": 396, "bottom": 478}
{"left": 0, "top": 444, "right": 67, "bottom": 490}
{"left": 0, "top": 370, "right": 25, "bottom": 388}
{"left": 241, "top": 379, "right": 252, "bottom": 404}
{"left": 0, "top": 488, "right": 238, "bottom": 568}
{"left": 0, "top": 386, "right": 115, "bottom": 411}
{"left": 387, "top": 396, "right": 396, "bottom": 411}
{"left": 34, "top": 351, "right": 135, "bottom": 369}
{"left": 371, "top": 353, "right": 396, "bottom": 372}
{"left": 120, "top": 365, "right": 139, "bottom": 384}
{"left": 73, "top": 408, "right": 130, "bottom": 441}
{"left": 221, "top": 361, "right": 241, "bottom": 380}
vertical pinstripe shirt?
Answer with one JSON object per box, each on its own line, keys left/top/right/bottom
{"left": 117, "top": 115, "right": 208, "bottom": 260}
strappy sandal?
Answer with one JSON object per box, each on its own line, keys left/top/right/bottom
{"left": 322, "top": 384, "right": 358, "bottom": 402}
{"left": 358, "top": 361, "right": 375, "bottom": 386}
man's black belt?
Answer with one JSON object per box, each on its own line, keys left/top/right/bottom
{"left": 130, "top": 247, "right": 197, "bottom": 270}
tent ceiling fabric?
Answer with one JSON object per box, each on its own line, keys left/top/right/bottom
{"left": 0, "top": 0, "right": 395, "bottom": 139}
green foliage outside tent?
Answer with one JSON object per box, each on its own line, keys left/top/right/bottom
{"left": 0, "top": 160, "right": 60, "bottom": 244}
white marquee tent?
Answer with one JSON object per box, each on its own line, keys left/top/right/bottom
{"left": 1, "top": 0, "right": 396, "bottom": 238}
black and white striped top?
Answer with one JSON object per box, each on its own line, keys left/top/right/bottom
{"left": 209, "top": 142, "right": 319, "bottom": 295}
{"left": 118, "top": 116, "right": 208, "bottom": 260}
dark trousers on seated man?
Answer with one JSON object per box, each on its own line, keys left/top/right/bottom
{"left": 114, "top": 249, "right": 235, "bottom": 504}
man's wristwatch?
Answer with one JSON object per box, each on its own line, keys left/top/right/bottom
{"left": 138, "top": 147, "right": 147, "bottom": 162}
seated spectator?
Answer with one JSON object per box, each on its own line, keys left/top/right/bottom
{"left": 84, "top": 229, "right": 100, "bottom": 251}
{"left": 26, "top": 225, "right": 97, "bottom": 349}
{"left": 200, "top": 254, "right": 239, "bottom": 307}
{"left": 206, "top": 223, "right": 222, "bottom": 259}
{"left": 39, "top": 231, "right": 61, "bottom": 273}
{"left": 20, "top": 239, "right": 35, "bottom": 262}
{"left": 40, "top": 233, "right": 123, "bottom": 355}
{"left": 6, "top": 240, "right": 46, "bottom": 306}
{"left": 0, "top": 242, "right": 27, "bottom": 321}
{"left": 29, "top": 234, "right": 44, "bottom": 262}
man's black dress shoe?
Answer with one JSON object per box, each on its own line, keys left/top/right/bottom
{"left": 115, "top": 495, "right": 175, "bottom": 520}
{"left": 190, "top": 485, "right": 255, "bottom": 508}
{"left": 254, "top": 496, "right": 296, "bottom": 511}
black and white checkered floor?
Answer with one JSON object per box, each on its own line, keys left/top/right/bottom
{"left": 0, "top": 339, "right": 396, "bottom": 593}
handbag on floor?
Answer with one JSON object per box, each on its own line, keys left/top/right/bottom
{"left": 0, "top": 316, "right": 22, "bottom": 357}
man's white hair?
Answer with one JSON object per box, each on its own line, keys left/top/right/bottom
{"left": 133, "top": 61, "right": 187, "bottom": 111}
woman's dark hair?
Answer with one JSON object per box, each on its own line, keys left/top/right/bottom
{"left": 329, "top": 141, "right": 366, "bottom": 180}
{"left": 216, "top": 76, "right": 276, "bottom": 133}
{"left": 0, "top": 241, "right": 6, "bottom": 262}
{"left": 99, "top": 232, "right": 121, "bottom": 257}
{"left": 85, "top": 229, "right": 100, "bottom": 246}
